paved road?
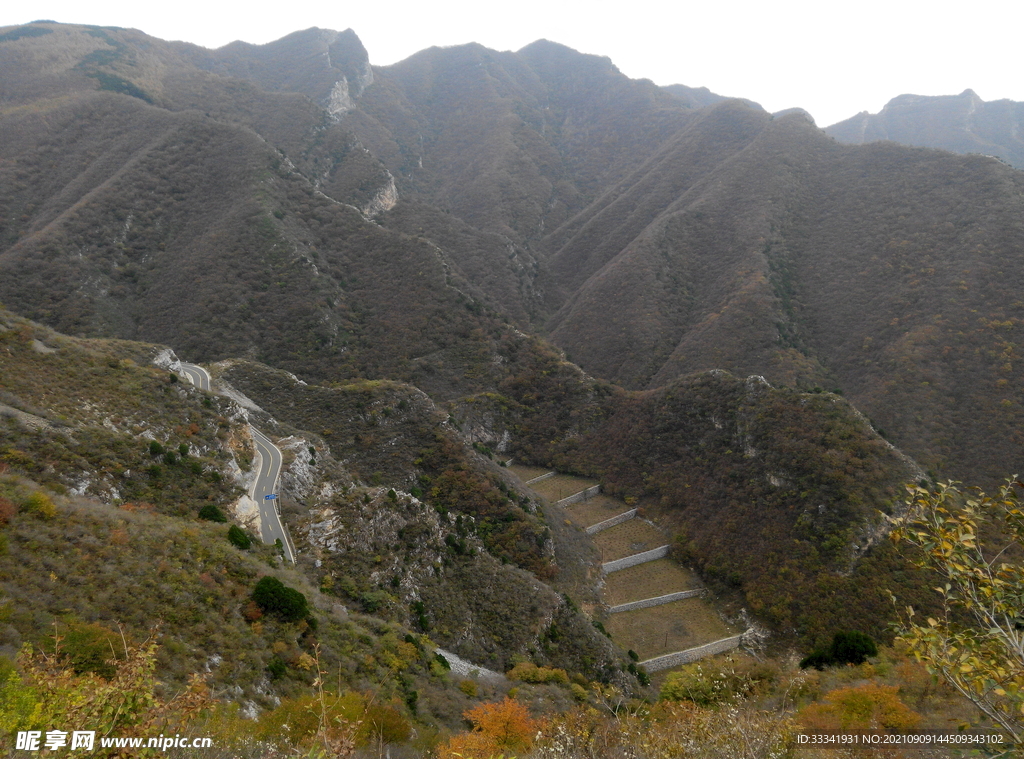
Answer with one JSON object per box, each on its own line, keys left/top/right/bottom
{"left": 178, "top": 362, "right": 211, "bottom": 391}
{"left": 178, "top": 361, "right": 295, "bottom": 563}
{"left": 250, "top": 426, "right": 296, "bottom": 564}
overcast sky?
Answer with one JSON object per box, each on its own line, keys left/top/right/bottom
{"left": 5, "top": 0, "right": 1022, "bottom": 127}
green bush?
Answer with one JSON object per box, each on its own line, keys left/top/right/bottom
{"left": 251, "top": 576, "right": 309, "bottom": 622}
{"left": 800, "top": 630, "right": 878, "bottom": 669}
{"left": 198, "top": 504, "right": 227, "bottom": 522}
{"left": 267, "top": 655, "right": 287, "bottom": 680}
{"left": 48, "top": 620, "right": 124, "bottom": 678}
{"left": 830, "top": 630, "right": 878, "bottom": 665}
{"left": 227, "top": 525, "right": 251, "bottom": 549}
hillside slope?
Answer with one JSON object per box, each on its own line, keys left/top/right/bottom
{"left": 543, "top": 105, "right": 1024, "bottom": 484}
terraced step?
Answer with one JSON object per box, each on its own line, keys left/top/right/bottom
{"left": 605, "top": 597, "right": 735, "bottom": 661}
{"left": 509, "top": 464, "right": 555, "bottom": 483}
{"left": 528, "top": 473, "right": 599, "bottom": 502}
{"left": 602, "top": 558, "right": 702, "bottom": 607}
{"left": 640, "top": 635, "right": 745, "bottom": 672}
{"left": 566, "top": 494, "right": 634, "bottom": 530}
{"left": 608, "top": 589, "right": 704, "bottom": 613}
{"left": 593, "top": 519, "right": 669, "bottom": 563}
{"left": 602, "top": 545, "right": 671, "bottom": 573}
{"left": 586, "top": 509, "right": 636, "bottom": 535}
{"left": 507, "top": 466, "right": 737, "bottom": 670}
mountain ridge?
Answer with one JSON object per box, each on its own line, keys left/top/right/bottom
{"left": 827, "top": 89, "right": 1024, "bottom": 169}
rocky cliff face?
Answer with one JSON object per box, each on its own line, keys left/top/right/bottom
{"left": 188, "top": 26, "right": 373, "bottom": 113}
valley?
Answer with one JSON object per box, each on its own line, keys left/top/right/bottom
{"left": 0, "top": 17, "right": 1022, "bottom": 756}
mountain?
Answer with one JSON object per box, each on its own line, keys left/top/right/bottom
{"left": 0, "top": 20, "right": 1018, "bottom": 654}
{"left": 543, "top": 106, "right": 1024, "bottom": 484}
{"left": 826, "top": 89, "right": 1024, "bottom": 169}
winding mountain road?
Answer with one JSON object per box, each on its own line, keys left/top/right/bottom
{"left": 178, "top": 362, "right": 211, "bottom": 391}
{"left": 250, "top": 426, "right": 296, "bottom": 563}
{"left": 178, "top": 362, "right": 295, "bottom": 563}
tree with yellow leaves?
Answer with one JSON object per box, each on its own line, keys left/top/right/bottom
{"left": 889, "top": 478, "right": 1024, "bottom": 741}
{"left": 437, "top": 696, "right": 543, "bottom": 759}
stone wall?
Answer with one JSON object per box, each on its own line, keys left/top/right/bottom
{"left": 585, "top": 508, "right": 636, "bottom": 535}
{"left": 608, "top": 588, "right": 704, "bottom": 613}
{"left": 557, "top": 484, "right": 601, "bottom": 506}
{"left": 525, "top": 471, "right": 555, "bottom": 485}
{"left": 640, "top": 634, "right": 744, "bottom": 672}
{"left": 602, "top": 544, "right": 671, "bottom": 574}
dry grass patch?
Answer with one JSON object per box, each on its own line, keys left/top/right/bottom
{"left": 605, "top": 597, "right": 734, "bottom": 660}
{"left": 593, "top": 519, "right": 668, "bottom": 563}
{"left": 529, "top": 474, "right": 598, "bottom": 501}
{"left": 565, "top": 498, "right": 631, "bottom": 529}
{"left": 602, "top": 559, "right": 701, "bottom": 607}
{"left": 508, "top": 464, "right": 553, "bottom": 482}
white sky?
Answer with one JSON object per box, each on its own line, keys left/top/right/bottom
{"left": 6, "top": 0, "right": 1023, "bottom": 127}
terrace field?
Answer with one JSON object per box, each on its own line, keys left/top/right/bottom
{"left": 602, "top": 558, "right": 702, "bottom": 607}
{"left": 564, "top": 494, "right": 631, "bottom": 529}
{"left": 605, "top": 598, "right": 735, "bottom": 660}
{"left": 593, "top": 519, "right": 668, "bottom": 563}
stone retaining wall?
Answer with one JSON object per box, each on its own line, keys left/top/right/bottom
{"left": 640, "top": 634, "right": 744, "bottom": 672}
{"left": 435, "top": 648, "right": 505, "bottom": 682}
{"left": 585, "top": 508, "right": 637, "bottom": 535}
{"left": 525, "top": 471, "right": 555, "bottom": 485}
{"left": 557, "top": 484, "right": 601, "bottom": 506}
{"left": 608, "top": 588, "right": 704, "bottom": 613}
{"left": 602, "top": 544, "right": 671, "bottom": 574}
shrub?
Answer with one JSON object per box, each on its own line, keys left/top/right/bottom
{"left": 660, "top": 659, "right": 777, "bottom": 706}
{"left": 48, "top": 620, "right": 124, "bottom": 679}
{"left": 251, "top": 576, "right": 309, "bottom": 622}
{"left": 149, "top": 440, "right": 164, "bottom": 456}
{"left": 267, "top": 656, "right": 287, "bottom": 680}
{"left": 437, "top": 697, "right": 542, "bottom": 759}
{"left": 21, "top": 491, "right": 56, "bottom": 519}
{"left": 1, "top": 636, "right": 208, "bottom": 737}
{"left": 227, "top": 525, "right": 251, "bottom": 549}
{"left": 198, "top": 504, "right": 227, "bottom": 522}
{"left": 360, "top": 590, "right": 389, "bottom": 613}
{"left": 798, "top": 683, "right": 921, "bottom": 731}
{"left": 800, "top": 630, "right": 878, "bottom": 669}
{"left": 0, "top": 496, "right": 16, "bottom": 524}
{"left": 831, "top": 631, "right": 878, "bottom": 665}
{"left": 506, "top": 661, "right": 569, "bottom": 685}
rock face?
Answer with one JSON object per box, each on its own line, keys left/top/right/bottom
{"left": 826, "top": 89, "right": 1024, "bottom": 168}
{"left": 231, "top": 494, "right": 262, "bottom": 536}
{"left": 190, "top": 27, "right": 372, "bottom": 113}
{"left": 362, "top": 171, "right": 398, "bottom": 216}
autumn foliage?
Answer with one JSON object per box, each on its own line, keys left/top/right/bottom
{"left": 437, "top": 697, "right": 543, "bottom": 759}
{"left": 798, "top": 683, "right": 921, "bottom": 732}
